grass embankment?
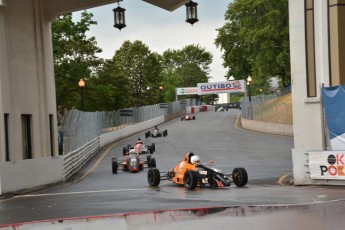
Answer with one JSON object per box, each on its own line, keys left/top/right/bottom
{"left": 253, "top": 93, "right": 293, "bottom": 124}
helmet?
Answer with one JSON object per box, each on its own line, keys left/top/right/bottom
{"left": 129, "top": 149, "right": 136, "bottom": 155}
{"left": 190, "top": 155, "right": 200, "bottom": 164}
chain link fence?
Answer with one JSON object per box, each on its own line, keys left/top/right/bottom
{"left": 240, "top": 88, "right": 292, "bottom": 124}
{"left": 59, "top": 99, "right": 197, "bottom": 154}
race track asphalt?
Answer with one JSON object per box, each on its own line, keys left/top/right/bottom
{"left": 1, "top": 110, "right": 345, "bottom": 225}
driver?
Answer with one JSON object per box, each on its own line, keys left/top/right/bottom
{"left": 136, "top": 138, "right": 143, "bottom": 144}
{"left": 154, "top": 126, "right": 159, "bottom": 131}
{"left": 190, "top": 155, "right": 201, "bottom": 164}
{"left": 129, "top": 148, "right": 136, "bottom": 155}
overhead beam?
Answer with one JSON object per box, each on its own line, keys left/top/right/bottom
{"left": 142, "top": 0, "right": 188, "bottom": 11}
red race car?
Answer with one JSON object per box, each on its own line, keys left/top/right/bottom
{"left": 181, "top": 114, "right": 196, "bottom": 121}
{"left": 123, "top": 138, "right": 155, "bottom": 155}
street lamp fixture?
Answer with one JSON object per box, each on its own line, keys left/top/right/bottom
{"left": 246, "top": 76, "right": 252, "bottom": 102}
{"left": 113, "top": 2, "right": 126, "bottom": 30}
{"left": 246, "top": 76, "right": 253, "bottom": 120}
{"left": 78, "top": 79, "right": 85, "bottom": 111}
{"left": 185, "top": 1, "right": 199, "bottom": 25}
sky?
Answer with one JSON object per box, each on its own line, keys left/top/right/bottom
{"left": 73, "top": 0, "right": 232, "bottom": 83}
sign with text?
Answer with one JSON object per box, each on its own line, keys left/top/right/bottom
{"left": 176, "top": 87, "right": 199, "bottom": 95}
{"left": 309, "top": 151, "right": 345, "bottom": 180}
{"left": 197, "top": 80, "right": 246, "bottom": 95}
{"left": 119, "top": 109, "right": 133, "bottom": 116}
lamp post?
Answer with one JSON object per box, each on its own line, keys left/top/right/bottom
{"left": 159, "top": 86, "right": 163, "bottom": 102}
{"left": 78, "top": 79, "right": 85, "bottom": 111}
{"left": 247, "top": 76, "right": 252, "bottom": 119}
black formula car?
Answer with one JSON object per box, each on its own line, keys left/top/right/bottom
{"left": 147, "top": 153, "right": 248, "bottom": 190}
{"left": 145, "top": 128, "right": 168, "bottom": 138}
{"left": 112, "top": 150, "right": 156, "bottom": 174}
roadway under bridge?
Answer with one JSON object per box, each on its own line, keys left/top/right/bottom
{"left": 0, "top": 111, "right": 345, "bottom": 229}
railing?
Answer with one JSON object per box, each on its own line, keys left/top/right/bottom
{"left": 240, "top": 89, "right": 292, "bottom": 124}
{"left": 63, "top": 137, "right": 100, "bottom": 181}
{"left": 59, "top": 99, "right": 197, "bottom": 154}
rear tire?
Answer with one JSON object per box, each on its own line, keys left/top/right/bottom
{"left": 192, "top": 116, "right": 195, "bottom": 120}
{"left": 183, "top": 170, "right": 198, "bottom": 190}
{"left": 112, "top": 157, "right": 118, "bottom": 174}
{"left": 147, "top": 168, "right": 160, "bottom": 187}
{"left": 232, "top": 167, "right": 248, "bottom": 187}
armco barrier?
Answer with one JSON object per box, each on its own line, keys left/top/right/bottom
{"left": 63, "top": 137, "right": 100, "bottom": 181}
{"left": 2, "top": 201, "right": 345, "bottom": 229}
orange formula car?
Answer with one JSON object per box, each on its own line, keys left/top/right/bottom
{"left": 147, "top": 152, "right": 248, "bottom": 190}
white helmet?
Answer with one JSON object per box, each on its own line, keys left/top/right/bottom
{"left": 191, "top": 155, "right": 200, "bottom": 164}
{"left": 129, "top": 149, "right": 136, "bottom": 155}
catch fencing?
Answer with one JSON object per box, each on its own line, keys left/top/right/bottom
{"left": 240, "top": 89, "right": 292, "bottom": 124}
{"left": 59, "top": 99, "right": 197, "bottom": 154}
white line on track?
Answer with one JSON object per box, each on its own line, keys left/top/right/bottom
{"left": 15, "top": 188, "right": 151, "bottom": 198}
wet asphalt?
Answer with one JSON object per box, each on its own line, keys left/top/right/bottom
{"left": 1, "top": 110, "right": 345, "bottom": 225}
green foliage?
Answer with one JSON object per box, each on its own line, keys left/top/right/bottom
{"left": 161, "top": 44, "right": 213, "bottom": 101}
{"left": 215, "top": 0, "right": 290, "bottom": 94}
{"left": 112, "top": 40, "right": 163, "bottom": 107}
{"left": 52, "top": 11, "right": 103, "bottom": 116}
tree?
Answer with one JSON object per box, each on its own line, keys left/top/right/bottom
{"left": 215, "top": 0, "right": 290, "bottom": 94}
{"left": 52, "top": 11, "right": 103, "bottom": 117}
{"left": 112, "top": 40, "right": 163, "bottom": 107}
{"left": 161, "top": 44, "right": 213, "bottom": 101}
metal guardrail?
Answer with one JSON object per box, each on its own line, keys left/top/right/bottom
{"left": 63, "top": 137, "right": 100, "bottom": 181}
{"left": 59, "top": 99, "right": 198, "bottom": 154}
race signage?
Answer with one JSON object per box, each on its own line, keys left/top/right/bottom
{"left": 309, "top": 151, "right": 345, "bottom": 180}
{"left": 176, "top": 87, "right": 199, "bottom": 95}
{"left": 119, "top": 109, "right": 133, "bottom": 116}
{"left": 159, "top": 103, "right": 168, "bottom": 108}
{"left": 197, "top": 80, "right": 246, "bottom": 95}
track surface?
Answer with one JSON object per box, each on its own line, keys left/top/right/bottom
{"left": 1, "top": 110, "right": 345, "bottom": 225}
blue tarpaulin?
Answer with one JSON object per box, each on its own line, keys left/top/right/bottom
{"left": 322, "top": 85, "right": 345, "bottom": 150}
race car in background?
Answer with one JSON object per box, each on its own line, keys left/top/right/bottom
{"left": 181, "top": 114, "right": 195, "bottom": 121}
{"left": 123, "top": 138, "right": 155, "bottom": 155}
{"left": 147, "top": 152, "right": 248, "bottom": 190}
{"left": 145, "top": 127, "right": 168, "bottom": 138}
{"left": 112, "top": 148, "right": 156, "bottom": 174}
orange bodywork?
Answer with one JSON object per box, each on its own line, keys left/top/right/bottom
{"left": 171, "top": 153, "right": 196, "bottom": 185}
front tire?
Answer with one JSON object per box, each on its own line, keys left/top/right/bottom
{"left": 147, "top": 168, "right": 160, "bottom": 187}
{"left": 232, "top": 167, "right": 248, "bottom": 187}
{"left": 122, "top": 147, "right": 127, "bottom": 155}
{"left": 112, "top": 157, "right": 118, "bottom": 174}
{"left": 183, "top": 170, "right": 198, "bottom": 190}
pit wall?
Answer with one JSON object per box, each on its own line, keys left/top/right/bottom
{"left": 1, "top": 201, "right": 345, "bottom": 230}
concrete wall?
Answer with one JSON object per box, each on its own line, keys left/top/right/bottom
{"left": 0, "top": 0, "right": 58, "bottom": 162}
{"left": 99, "top": 117, "right": 165, "bottom": 148}
{"left": 241, "top": 118, "right": 293, "bottom": 136}
{"left": 0, "top": 157, "right": 62, "bottom": 194}
{"left": 289, "top": 0, "right": 329, "bottom": 184}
